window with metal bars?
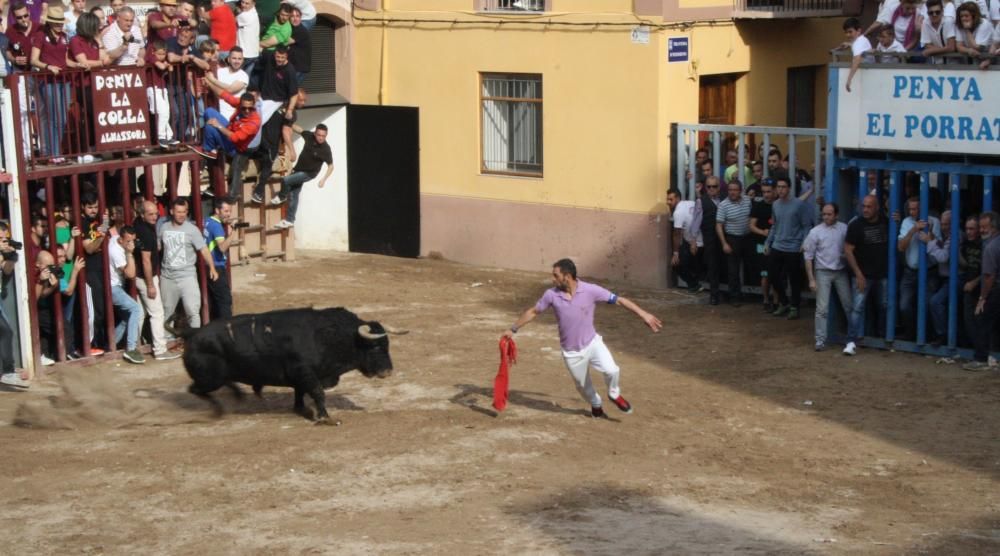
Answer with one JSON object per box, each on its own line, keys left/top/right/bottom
{"left": 481, "top": 0, "right": 546, "bottom": 12}
{"left": 480, "top": 73, "right": 543, "bottom": 177}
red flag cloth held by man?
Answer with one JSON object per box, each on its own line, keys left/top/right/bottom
{"left": 493, "top": 336, "right": 517, "bottom": 411}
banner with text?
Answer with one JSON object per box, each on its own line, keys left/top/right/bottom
{"left": 92, "top": 68, "right": 150, "bottom": 151}
{"left": 835, "top": 67, "right": 999, "bottom": 156}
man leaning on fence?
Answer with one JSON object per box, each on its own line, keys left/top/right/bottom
{"left": 963, "top": 212, "right": 1000, "bottom": 372}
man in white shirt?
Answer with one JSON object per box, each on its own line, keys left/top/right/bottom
{"left": 667, "top": 188, "right": 702, "bottom": 292}
{"left": 236, "top": 0, "right": 260, "bottom": 75}
{"left": 102, "top": 6, "right": 146, "bottom": 66}
{"left": 207, "top": 46, "right": 248, "bottom": 121}
{"left": 108, "top": 225, "right": 146, "bottom": 364}
{"left": 804, "top": 203, "right": 852, "bottom": 351}
{"left": 921, "top": 0, "right": 957, "bottom": 63}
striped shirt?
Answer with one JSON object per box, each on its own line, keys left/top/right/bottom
{"left": 716, "top": 196, "right": 752, "bottom": 236}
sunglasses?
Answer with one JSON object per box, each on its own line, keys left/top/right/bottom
{"left": 706, "top": 185, "right": 719, "bottom": 189}
{"left": 15, "top": 13, "right": 29, "bottom": 19}
{"left": 928, "top": 9, "right": 942, "bottom": 14}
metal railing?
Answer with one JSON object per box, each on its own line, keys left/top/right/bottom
{"left": 830, "top": 48, "right": 1000, "bottom": 66}
{"left": 6, "top": 64, "right": 213, "bottom": 169}
{"left": 734, "top": 0, "right": 847, "bottom": 18}
{"left": 673, "top": 123, "right": 830, "bottom": 201}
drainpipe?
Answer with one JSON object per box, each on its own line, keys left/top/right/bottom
{"left": 379, "top": 0, "right": 389, "bottom": 105}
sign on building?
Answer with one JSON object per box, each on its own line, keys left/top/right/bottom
{"left": 835, "top": 67, "right": 999, "bottom": 156}
{"left": 667, "top": 37, "right": 689, "bottom": 63}
{"left": 92, "top": 68, "right": 150, "bottom": 151}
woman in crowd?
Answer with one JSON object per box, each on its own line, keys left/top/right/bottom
{"left": 954, "top": 1, "right": 994, "bottom": 66}
{"left": 30, "top": 6, "right": 83, "bottom": 164}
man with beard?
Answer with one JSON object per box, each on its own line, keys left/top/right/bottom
{"left": 501, "top": 259, "right": 662, "bottom": 418}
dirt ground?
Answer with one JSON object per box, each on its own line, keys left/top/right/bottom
{"left": 1, "top": 251, "right": 998, "bottom": 555}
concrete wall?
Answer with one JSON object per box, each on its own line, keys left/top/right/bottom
{"left": 290, "top": 106, "right": 349, "bottom": 251}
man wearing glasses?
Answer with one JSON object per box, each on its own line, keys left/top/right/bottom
{"left": 192, "top": 80, "right": 262, "bottom": 160}
{"left": 919, "top": 0, "right": 956, "bottom": 64}
{"left": 5, "top": 4, "right": 36, "bottom": 158}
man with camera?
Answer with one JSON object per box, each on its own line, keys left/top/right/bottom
{"left": 203, "top": 196, "right": 237, "bottom": 319}
{"left": 102, "top": 5, "right": 146, "bottom": 66}
{"left": 108, "top": 225, "right": 145, "bottom": 364}
{"left": 0, "top": 222, "right": 28, "bottom": 389}
{"left": 34, "top": 249, "right": 84, "bottom": 367}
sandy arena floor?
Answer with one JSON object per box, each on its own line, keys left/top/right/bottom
{"left": 0, "top": 251, "right": 998, "bottom": 555}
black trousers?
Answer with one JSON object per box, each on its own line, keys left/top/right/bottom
{"left": 85, "top": 272, "right": 106, "bottom": 349}
{"left": 724, "top": 233, "right": 751, "bottom": 298}
{"left": 703, "top": 234, "right": 722, "bottom": 297}
{"left": 972, "top": 288, "right": 1000, "bottom": 362}
{"left": 0, "top": 310, "right": 13, "bottom": 374}
{"left": 208, "top": 269, "right": 233, "bottom": 321}
{"left": 769, "top": 249, "right": 804, "bottom": 309}
{"left": 676, "top": 239, "right": 703, "bottom": 288}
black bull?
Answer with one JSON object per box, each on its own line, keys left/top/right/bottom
{"left": 167, "top": 307, "right": 408, "bottom": 424}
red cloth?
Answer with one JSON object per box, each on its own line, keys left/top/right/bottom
{"left": 209, "top": 4, "right": 237, "bottom": 51}
{"left": 493, "top": 337, "right": 517, "bottom": 411}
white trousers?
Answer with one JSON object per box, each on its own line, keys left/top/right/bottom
{"left": 136, "top": 276, "right": 168, "bottom": 355}
{"left": 146, "top": 86, "right": 173, "bottom": 142}
{"left": 561, "top": 334, "right": 620, "bottom": 408}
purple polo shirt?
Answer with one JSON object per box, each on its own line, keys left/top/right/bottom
{"left": 534, "top": 280, "right": 617, "bottom": 352}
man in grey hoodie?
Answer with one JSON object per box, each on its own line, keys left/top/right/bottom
{"left": 158, "top": 198, "right": 219, "bottom": 329}
{"left": 765, "top": 176, "right": 815, "bottom": 320}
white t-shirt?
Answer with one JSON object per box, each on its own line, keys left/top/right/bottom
{"left": 236, "top": 8, "right": 260, "bottom": 59}
{"left": 672, "top": 200, "right": 703, "bottom": 247}
{"left": 877, "top": 0, "right": 929, "bottom": 24}
{"left": 108, "top": 238, "right": 127, "bottom": 288}
{"left": 892, "top": 13, "right": 915, "bottom": 43}
{"left": 943, "top": 0, "right": 957, "bottom": 21}
{"left": 921, "top": 17, "right": 957, "bottom": 47}
{"left": 852, "top": 35, "right": 876, "bottom": 63}
{"left": 216, "top": 66, "right": 248, "bottom": 120}
{"left": 876, "top": 38, "right": 908, "bottom": 62}
{"left": 958, "top": 20, "right": 994, "bottom": 47}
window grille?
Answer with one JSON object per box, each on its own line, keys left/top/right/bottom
{"left": 481, "top": 73, "right": 543, "bottom": 176}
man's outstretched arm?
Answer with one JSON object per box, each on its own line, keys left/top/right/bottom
{"left": 615, "top": 296, "right": 662, "bottom": 332}
{"left": 502, "top": 307, "right": 538, "bottom": 339}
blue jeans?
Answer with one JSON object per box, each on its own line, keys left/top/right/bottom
{"left": 899, "top": 267, "right": 939, "bottom": 338}
{"left": 279, "top": 171, "right": 313, "bottom": 222}
{"left": 169, "top": 84, "right": 197, "bottom": 141}
{"left": 111, "top": 285, "right": 143, "bottom": 351}
{"left": 848, "top": 276, "right": 888, "bottom": 341}
{"left": 928, "top": 282, "right": 949, "bottom": 338}
{"left": 202, "top": 108, "right": 237, "bottom": 156}
{"left": 40, "top": 81, "right": 70, "bottom": 157}
{"left": 814, "top": 268, "right": 852, "bottom": 346}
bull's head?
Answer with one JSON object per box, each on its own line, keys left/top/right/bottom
{"left": 356, "top": 321, "right": 408, "bottom": 378}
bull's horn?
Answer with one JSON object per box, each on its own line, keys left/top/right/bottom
{"left": 384, "top": 325, "right": 409, "bottom": 335}
{"left": 357, "top": 324, "right": 387, "bottom": 340}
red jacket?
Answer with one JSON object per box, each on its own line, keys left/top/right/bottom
{"left": 220, "top": 91, "right": 261, "bottom": 152}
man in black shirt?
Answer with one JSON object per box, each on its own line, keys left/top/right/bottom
{"left": 250, "top": 44, "right": 298, "bottom": 129}
{"left": 271, "top": 123, "right": 333, "bottom": 229}
{"left": 134, "top": 200, "right": 180, "bottom": 360}
{"left": 843, "top": 194, "right": 889, "bottom": 355}
{"left": 959, "top": 214, "right": 983, "bottom": 346}
{"left": 700, "top": 176, "right": 723, "bottom": 305}
{"left": 749, "top": 179, "right": 776, "bottom": 312}
{"left": 288, "top": 7, "right": 310, "bottom": 85}
{"left": 80, "top": 192, "right": 109, "bottom": 354}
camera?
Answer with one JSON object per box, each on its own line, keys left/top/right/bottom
{"left": 47, "top": 264, "right": 65, "bottom": 279}
{"left": 232, "top": 221, "right": 250, "bottom": 229}
{"left": 6, "top": 239, "right": 22, "bottom": 249}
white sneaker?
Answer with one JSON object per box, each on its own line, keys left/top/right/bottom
{"left": 274, "top": 219, "right": 294, "bottom": 229}
{"left": 842, "top": 341, "right": 857, "bottom": 356}
{"left": 0, "top": 372, "right": 30, "bottom": 388}
{"left": 40, "top": 354, "right": 56, "bottom": 366}
{"left": 989, "top": 356, "right": 998, "bottom": 368}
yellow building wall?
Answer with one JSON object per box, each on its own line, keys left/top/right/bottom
{"left": 352, "top": 12, "right": 841, "bottom": 213}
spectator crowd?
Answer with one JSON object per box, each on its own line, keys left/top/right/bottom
{"left": 669, "top": 150, "right": 1000, "bottom": 373}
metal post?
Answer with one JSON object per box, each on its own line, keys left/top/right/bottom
{"left": 675, "top": 125, "right": 685, "bottom": 199}
{"left": 191, "top": 159, "right": 210, "bottom": 327}
{"left": 763, "top": 133, "right": 771, "bottom": 178}
{"left": 916, "top": 173, "right": 929, "bottom": 346}
{"left": 70, "top": 174, "right": 91, "bottom": 357}
{"left": 887, "top": 172, "right": 900, "bottom": 343}
{"left": 947, "top": 173, "right": 960, "bottom": 350}
{"left": 813, "top": 138, "right": 821, "bottom": 202}
{"left": 687, "top": 128, "right": 697, "bottom": 199}
{"left": 97, "top": 172, "right": 116, "bottom": 352}
{"left": 43, "top": 177, "right": 66, "bottom": 362}
{"left": 788, "top": 134, "right": 797, "bottom": 195}
{"left": 712, "top": 131, "right": 721, "bottom": 180}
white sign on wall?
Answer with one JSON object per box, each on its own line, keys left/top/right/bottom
{"left": 630, "top": 26, "right": 649, "bottom": 45}
{"left": 835, "top": 67, "right": 999, "bottom": 156}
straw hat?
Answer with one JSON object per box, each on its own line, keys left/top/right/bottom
{"left": 159, "top": 0, "right": 178, "bottom": 6}
{"left": 43, "top": 6, "right": 66, "bottom": 24}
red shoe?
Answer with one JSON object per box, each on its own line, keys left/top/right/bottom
{"left": 591, "top": 406, "right": 607, "bottom": 419}
{"left": 89, "top": 347, "right": 105, "bottom": 356}
{"left": 610, "top": 394, "right": 633, "bottom": 414}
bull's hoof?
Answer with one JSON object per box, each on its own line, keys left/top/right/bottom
{"left": 314, "top": 417, "right": 341, "bottom": 426}
{"left": 294, "top": 405, "right": 314, "bottom": 420}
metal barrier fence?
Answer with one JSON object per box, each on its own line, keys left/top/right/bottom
{"left": 673, "top": 123, "right": 829, "bottom": 201}
{"left": 6, "top": 64, "right": 210, "bottom": 168}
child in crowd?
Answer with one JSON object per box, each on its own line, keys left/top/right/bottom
{"left": 147, "top": 41, "right": 178, "bottom": 149}
{"left": 876, "top": 24, "right": 908, "bottom": 62}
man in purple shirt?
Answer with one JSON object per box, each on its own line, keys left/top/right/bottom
{"left": 502, "top": 258, "right": 662, "bottom": 418}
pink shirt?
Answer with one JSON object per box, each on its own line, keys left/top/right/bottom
{"left": 534, "top": 280, "right": 617, "bottom": 351}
